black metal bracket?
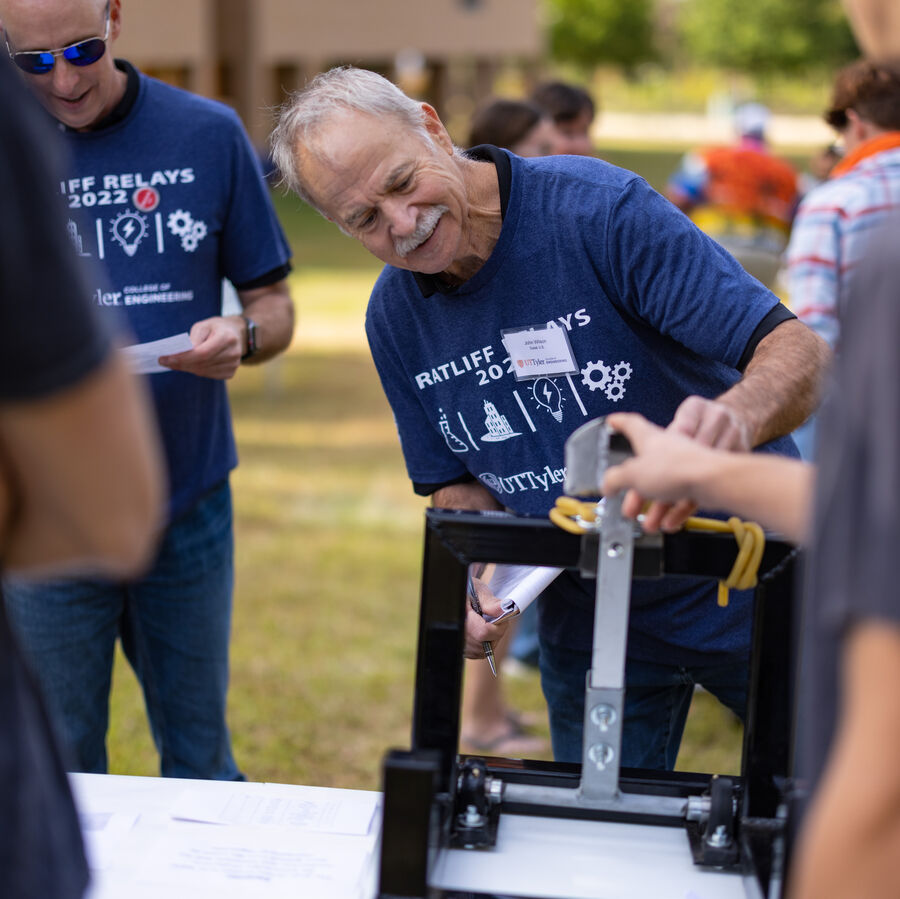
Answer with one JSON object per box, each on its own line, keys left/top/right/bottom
{"left": 378, "top": 509, "right": 799, "bottom": 899}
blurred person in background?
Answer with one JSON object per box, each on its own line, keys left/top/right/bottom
{"left": 469, "top": 97, "right": 566, "bottom": 159}
{"left": 0, "top": 56, "right": 163, "bottom": 899}
{"left": 0, "top": 0, "right": 295, "bottom": 780}
{"left": 798, "top": 142, "right": 843, "bottom": 196}
{"left": 666, "top": 102, "right": 800, "bottom": 290}
{"left": 785, "top": 59, "right": 900, "bottom": 460}
{"left": 530, "top": 80, "right": 597, "bottom": 156}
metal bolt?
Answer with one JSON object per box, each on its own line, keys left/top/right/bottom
{"left": 590, "top": 704, "right": 617, "bottom": 730}
{"left": 707, "top": 824, "right": 732, "bottom": 848}
{"left": 462, "top": 804, "right": 484, "bottom": 827}
{"left": 587, "top": 742, "right": 615, "bottom": 770}
{"left": 607, "top": 542, "right": 624, "bottom": 558}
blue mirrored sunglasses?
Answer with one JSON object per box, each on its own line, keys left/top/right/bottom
{"left": 6, "top": 7, "right": 109, "bottom": 75}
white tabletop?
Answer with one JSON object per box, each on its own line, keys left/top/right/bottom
{"left": 71, "top": 773, "right": 747, "bottom": 899}
{"left": 70, "top": 773, "right": 380, "bottom": 899}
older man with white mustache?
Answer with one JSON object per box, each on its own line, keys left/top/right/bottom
{"left": 273, "top": 66, "right": 830, "bottom": 772}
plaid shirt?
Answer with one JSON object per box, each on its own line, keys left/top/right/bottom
{"left": 785, "top": 145, "right": 900, "bottom": 349}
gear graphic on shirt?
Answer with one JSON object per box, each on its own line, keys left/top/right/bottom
{"left": 179, "top": 220, "right": 208, "bottom": 253}
{"left": 167, "top": 209, "right": 193, "bottom": 237}
{"left": 612, "top": 361, "right": 632, "bottom": 381}
{"left": 605, "top": 380, "right": 626, "bottom": 402}
{"left": 580, "top": 359, "right": 611, "bottom": 392}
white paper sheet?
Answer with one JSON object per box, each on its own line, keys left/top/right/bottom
{"left": 170, "top": 782, "right": 379, "bottom": 835}
{"left": 485, "top": 564, "right": 564, "bottom": 621}
{"left": 139, "top": 822, "right": 375, "bottom": 898}
{"left": 79, "top": 811, "right": 138, "bottom": 871}
{"left": 120, "top": 333, "right": 193, "bottom": 374}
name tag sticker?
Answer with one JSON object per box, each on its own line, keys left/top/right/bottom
{"left": 502, "top": 323, "right": 579, "bottom": 381}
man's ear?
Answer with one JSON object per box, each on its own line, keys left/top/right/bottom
{"left": 421, "top": 103, "right": 454, "bottom": 155}
{"left": 109, "top": 0, "right": 123, "bottom": 43}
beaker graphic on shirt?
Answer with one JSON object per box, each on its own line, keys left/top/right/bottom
{"left": 438, "top": 409, "right": 469, "bottom": 452}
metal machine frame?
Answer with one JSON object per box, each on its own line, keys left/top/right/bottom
{"left": 378, "top": 508, "right": 798, "bottom": 899}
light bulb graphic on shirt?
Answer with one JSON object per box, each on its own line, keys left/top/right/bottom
{"left": 533, "top": 378, "right": 563, "bottom": 422}
{"left": 110, "top": 209, "right": 148, "bottom": 257}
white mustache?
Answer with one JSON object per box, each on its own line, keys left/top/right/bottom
{"left": 394, "top": 205, "right": 449, "bottom": 257}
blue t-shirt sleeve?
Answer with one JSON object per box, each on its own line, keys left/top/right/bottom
{"left": 218, "top": 112, "right": 292, "bottom": 286}
{"left": 602, "top": 177, "right": 781, "bottom": 368}
{"left": 365, "top": 277, "right": 470, "bottom": 488}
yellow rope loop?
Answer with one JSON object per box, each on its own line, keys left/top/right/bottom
{"left": 548, "top": 507, "right": 588, "bottom": 534}
{"left": 549, "top": 496, "right": 599, "bottom": 534}
{"left": 549, "top": 498, "right": 766, "bottom": 609}
{"left": 683, "top": 515, "right": 766, "bottom": 607}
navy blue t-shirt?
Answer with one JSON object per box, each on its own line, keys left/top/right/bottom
{"left": 366, "top": 149, "right": 798, "bottom": 665}
{"left": 58, "top": 64, "right": 292, "bottom": 520}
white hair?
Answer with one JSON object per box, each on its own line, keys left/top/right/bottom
{"left": 271, "top": 66, "right": 432, "bottom": 212}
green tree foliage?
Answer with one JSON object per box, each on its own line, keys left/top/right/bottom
{"left": 546, "top": 0, "right": 658, "bottom": 71}
{"left": 677, "top": 0, "right": 859, "bottom": 74}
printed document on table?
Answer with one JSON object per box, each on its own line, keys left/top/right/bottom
{"left": 138, "top": 822, "right": 376, "bottom": 899}
{"left": 170, "top": 782, "right": 379, "bottom": 835}
{"left": 120, "top": 332, "right": 193, "bottom": 374}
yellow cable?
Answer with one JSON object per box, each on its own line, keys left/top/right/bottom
{"left": 549, "top": 498, "right": 766, "bottom": 608}
{"left": 682, "top": 516, "right": 765, "bottom": 607}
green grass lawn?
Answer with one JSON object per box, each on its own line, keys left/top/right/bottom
{"left": 106, "top": 154, "right": 745, "bottom": 788}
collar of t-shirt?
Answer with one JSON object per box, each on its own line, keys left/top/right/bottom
{"left": 412, "top": 144, "right": 510, "bottom": 298}
{"left": 57, "top": 59, "right": 139, "bottom": 133}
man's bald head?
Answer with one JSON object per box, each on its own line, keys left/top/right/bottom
{"left": 0, "top": 0, "right": 107, "bottom": 30}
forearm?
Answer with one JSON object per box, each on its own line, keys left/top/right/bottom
{"left": 237, "top": 279, "right": 295, "bottom": 364}
{"left": 790, "top": 623, "right": 900, "bottom": 899}
{"left": 432, "top": 480, "right": 509, "bottom": 655}
{"left": 432, "top": 480, "right": 503, "bottom": 512}
{"left": 692, "top": 452, "right": 814, "bottom": 543}
{"left": 717, "top": 319, "right": 831, "bottom": 446}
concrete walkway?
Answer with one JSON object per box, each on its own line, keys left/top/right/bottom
{"left": 594, "top": 111, "right": 833, "bottom": 149}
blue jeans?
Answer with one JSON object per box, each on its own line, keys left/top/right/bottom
{"left": 2, "top": 481, "right": 243, "bottom": 780}
{"left": 508, "top": 601, "right": 540, "bottom": 667}
{"left": 538, "top": 640, "right": 747, "bottom": 770}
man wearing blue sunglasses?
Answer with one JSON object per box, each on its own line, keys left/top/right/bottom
{"left": 3, "top": 0, "right": 121, "bottom": 131}
{"left": 0, "top": 0, "right": 296, "bottom": 783}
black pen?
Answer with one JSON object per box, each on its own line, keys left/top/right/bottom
{"left": 467, "top": 577, "right": 497, "bottom": 677}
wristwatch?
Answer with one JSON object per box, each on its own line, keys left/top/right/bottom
{"left": 240, "top": 315, "right": 258, "bottom": 361}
